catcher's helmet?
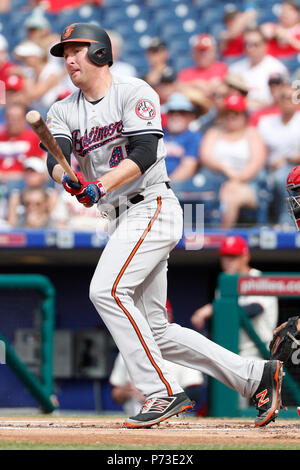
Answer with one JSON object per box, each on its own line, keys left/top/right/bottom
{"left": 286, "top": 165, "right": 300, "bottom": 230}
{"left": 50, "top": 23, "right": 113, "bottom": 67}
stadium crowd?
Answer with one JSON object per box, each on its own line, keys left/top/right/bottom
{"left": 0, "top": 0, "right": 300, "bottom": 230}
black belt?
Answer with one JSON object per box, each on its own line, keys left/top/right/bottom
{"left": 114, "top": 182, "right": 170, "bottom": 218}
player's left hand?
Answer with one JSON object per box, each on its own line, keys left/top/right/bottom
{"left": 76, "top": 181, "right": 106, "bottom": 208}
{"left": 62, "top": 170, "right": 86, "bottom": 196}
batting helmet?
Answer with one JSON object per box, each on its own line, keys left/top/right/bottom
{"left": 50, "top": 23, "right": 113, "bottom": 67}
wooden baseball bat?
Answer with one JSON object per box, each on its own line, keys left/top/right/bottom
{"left": 26, "top": 110, "right": 78, "bottom": 183}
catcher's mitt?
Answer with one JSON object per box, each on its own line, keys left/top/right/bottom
{"left": 269, "top": 316, "right": 300, "bottom": 363}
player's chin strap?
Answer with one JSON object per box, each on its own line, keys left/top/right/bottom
{"left": 286, "top": 190, "right": 300, "bottom": 230}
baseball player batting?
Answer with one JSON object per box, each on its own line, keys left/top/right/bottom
{"left": 45, "top": 23, "right": 284, "bottom": 428}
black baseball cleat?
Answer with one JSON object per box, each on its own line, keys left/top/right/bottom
{"left": 252, "top": 360, "right": 284, "bottom": 427}
{"left": 124, "top": 392, "right": 194, "bottom": 428}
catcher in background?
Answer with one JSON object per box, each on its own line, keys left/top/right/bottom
{"left": 269, "top": 164, "right": 300, "bottom": 363}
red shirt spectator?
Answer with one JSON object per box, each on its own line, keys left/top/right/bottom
{"left": 220, "top": 7, "right": 258, "bottom": 58}
{"left": 178, "top": 34, "right": 228, "bottom": 96}
{"left": 0, "top": 103, "right": 45, "bottom": 179}
{"left": 261, "top": 1, "right": 300, "bottom": 58}
{"left": 31, "top": 0, "right": 102, "bottom": 13}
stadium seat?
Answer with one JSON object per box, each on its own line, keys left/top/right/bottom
{"left": 281, "top": 55, "right": 300, "bottom": 74}
{"left": 173, "top": 55, "right": 194, "bottom": 73}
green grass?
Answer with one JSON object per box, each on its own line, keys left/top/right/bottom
{"left": 0, "top": 441, "right": 300, "bottom": 450}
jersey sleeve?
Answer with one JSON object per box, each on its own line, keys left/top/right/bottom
{"left": 121, "top": 83, "right": 164, "bottom": 138}
{"left": 46, "top": 101, "right": 72, "bottom": 145}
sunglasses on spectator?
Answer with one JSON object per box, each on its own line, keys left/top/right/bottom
{"left": 279, "top": 94, "right": 293, "bottom": 101}
{"left": 168, "top": 110, "right": 193, "bottom": 114}
{"left": 24, "top": 199, "right": 45, "bottom": 207}
{"left": 211, "top": 92, "right": 228, "bottom": 99}
{"left": 244, "top": 41, "right": 264, "bottom": 47}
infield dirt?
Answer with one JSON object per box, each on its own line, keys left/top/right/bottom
{"left": 0, "top": 416, "right": 299, "bottom": 448}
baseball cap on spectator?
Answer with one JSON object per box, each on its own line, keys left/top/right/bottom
{"left": 182, "top": 87, "right": 210, "bottom": 116}
{"left": 192, "top": 33, "right": 216, "bottom": 51}
{"left": 0, "top": 34, "right": 8, "bottom": 52}
{"left": 158, "top": 67, "right": 177, "bottom": 84}
{"left": 4, "top": 74, "right": 24, "bottom": 91}
{"left": 219, "top": 236, "right": 249, "bottom": 256}
{"left": 268, "top": 73, "right": 287, "bottom": 86}
{"left": 223, "top": 93, "right": 247, "bottom": 112}
{"left": 147, "top": 37, "right": 167, "bottom": 52}
{"left": 225, "top": 73, "right": 249, "bottom": 96}
{"left": 164, "top": 92, "right": 195, "bottom": 112}
{"left": 24, "top": 157, "right": 45, "bottom": 173}
{"left": 24, "top": 14, "right": 50, "bottom": 30}
{"left": 14, "top": 41, "right": 45, "bottom": 58}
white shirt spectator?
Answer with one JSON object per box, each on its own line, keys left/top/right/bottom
{"left": 51, "top": 189, "right": 107, "bottom": 231}
{"left": 238, "top": 268, "right": 278, "bottom": 359}
{"left": 28, "top": 61, "right": 65, "bottom": 110}
{"left": 257, "top": 111, "right": 300, "bottom": 165}
{"left": 229, "top": 55, "right": 288, "bottom": 105}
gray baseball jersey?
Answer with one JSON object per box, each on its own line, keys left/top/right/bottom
{"left": 46, "top": 74, "right": 169, "bottom": 208}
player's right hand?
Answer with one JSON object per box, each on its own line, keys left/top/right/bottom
{"left": 62, "top": 171, "right": 85, "bottom": 196}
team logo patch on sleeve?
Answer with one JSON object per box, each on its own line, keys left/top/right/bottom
{"left": 135, "top": 99, "right": 156, "bottom": 120}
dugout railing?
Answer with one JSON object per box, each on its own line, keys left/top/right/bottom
{"left": 210, "top": 273, "right": 300, "bottom": 419}
{"left": 0, "top": 274, "right": 57, "bottom": 413}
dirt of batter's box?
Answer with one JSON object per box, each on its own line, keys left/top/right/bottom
{"left": 0, "top": 416, "right": 299, "bottom": 447}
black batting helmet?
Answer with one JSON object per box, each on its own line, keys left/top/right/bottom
{"left": 50, "top": 23, "right": 113, "bottom": 67}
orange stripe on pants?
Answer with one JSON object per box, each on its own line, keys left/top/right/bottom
{"left": 111, "top": 196, "right": 173, "bottom": 397}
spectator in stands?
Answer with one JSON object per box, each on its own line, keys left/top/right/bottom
{"left": 225, "top": 73, "right": 249, "bottom": 98}
{"left": 12, "top": 186, "right": 54, "bottom": 229}
{"left": 7, "top": 156, "right": 57, "bottom": 227}
{"left": 153, "top": 67, "right": 179, "bottom": 127}
{"left": 249, "top": 73, "right": 288, "bottom": 127}
{"left": 162, "top": 92, "right": 202, "bottom": 183}
{"left": 0, "top": 34, "right": 16, "bottom": 83}
{"left": 24, "top": 12, "right": 59, "bottom": 55}
{"left": 108, "top": 30, "right": 137, "bottom": 77}
{"left": 50, "top": 187, "right": 104, "bottom": 231}
{"left": 110, "top": 300, "right": 203, "bottom": 416}
{"left": 191, "top": 235, "right": 278, "bottom": 360}
{"left": 0, "top": 102, "right": 45, "bottom": 194}
{"left": 196, "top": 81, "right": 230, "bottom": 134}
{"left": 4, "top": 74, "right": 28, "bottom": 108}
{"left": 229, "top": 28, "right": 288, "bottom": 110}
{"left": 143, "top": 38, "right": 171, "bottom": 87}
{"left": 177, "top": 34, "right": 228, "bottom": 97}
{"left": 0, "top": 0, "right": 10, "bottom": 13}
{"left": 24, "top": 12, "right": 74, "bottom": 96}
{"left": 261, "top": 1, "right": 300, "bottom": 59}
{"left": 257, "top": 83, "right": 300, "bottom": 226}
{"left": 13, "top": 40, "right": 66, "bottom": 117}
{"left": 219, "top": 5, "right": 258, "bottom": 60}
{"left": 200, "top": 94, "right": 267, "bottom": 228}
